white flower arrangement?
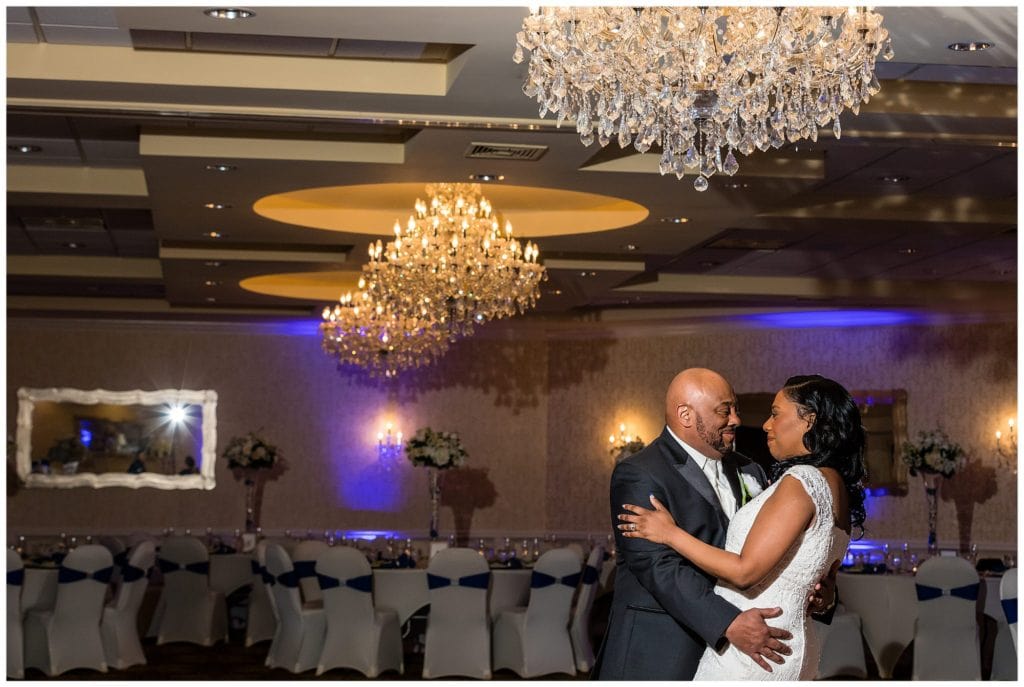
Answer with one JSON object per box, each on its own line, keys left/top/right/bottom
{"left": 902, "top": 429, "right": 965, "bottom": 478}
{"left": 405, "top": 427, "right": 467, "bottom": 470}
{"left": 223, "top": 432, "right": 278, "bottom": 470}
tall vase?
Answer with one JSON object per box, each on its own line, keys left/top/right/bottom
{"left": 922, "top": 472, "right": 941, "bottom": 553}
{"left": 244, "top": 475, "right": 259, "bottom": 533}
{"left": 428, "top": 467, "right": 442, "bottom": 541}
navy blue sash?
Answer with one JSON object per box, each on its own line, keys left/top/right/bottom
{"left": 317, "top": 572, "right": 373, "bottom": 592}
{"left": 7, "top": 569, "right": 24, "bottom": 586}
{"left": 531, "top": 569, "right": 584, "bottom": 589}
{"left": 427, "top": 571, "right": 490, "bottom": 590}
{"left": 1002, "top": 598, "right": 1018, "bottom": 624}
{"left": 581, "top": 564, "right": 600, "bottom": 585}
{"left": 157, "top": 558, "right": 210, "bottom": 575}
{"left": 915, "top": 582, "right": 980, "bottom": 601}
{"left": 121, "top": 564, "right": 148, "bottom": 583}
{"left": 275, "top": 570, "right": 299, "bottom": 588}
{"left": 58, "top": 565, "right": 113, "bottom": 584}
{"left": 293, "top": 560, "right": 317, "bottom": 579}
{"left": 250, "top": 559, "right": 261, "bottom": 576}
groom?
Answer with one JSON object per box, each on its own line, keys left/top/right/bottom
{"left": 593, "top": 368, "right": 833, "bottom": 680}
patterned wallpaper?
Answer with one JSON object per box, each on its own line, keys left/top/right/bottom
{"left": 6, "top": 319, "right": 1017, "bottom": 550}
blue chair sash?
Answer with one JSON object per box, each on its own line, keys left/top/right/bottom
{"left": 121, "top": 564, "right": 148, "bottom": 583}
{"left": 275, "top": 570, "right": 299, "bottom": 588}
{"left": 58, "top": 565, "right": 113, "bottom": 584}
{"left": 317, "top": 572, "right": 373, "bottom": 592}
{"left": 915, "top": 582, "right": 980, "bottom": 601}
{"left": 1002, "top": 598, "right": 1018, "bottom": 625}
{"left": 156, "top": 558, "right": 210, "bottom": 575}
{"left": 293, "top": 560, "right": 317, "bottom": 579}
{"left": 7, "top": 569, "right": 24, "bottom": 586}
{"left": 581, "top": 564, "right": 600, "bottom": 585}
{"left": 250, "top": 559, "right": 261, "bottom": 575}
{"left": 427, "top": 571, "right": 490, "bottom": 590}
{"left": 531, "top": 569, "right": 584, "bottom": 589}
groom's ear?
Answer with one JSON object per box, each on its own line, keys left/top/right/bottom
{"left": 677, "top": 403, "right": 693, "bottom": 427}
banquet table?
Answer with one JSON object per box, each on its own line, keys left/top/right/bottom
{"left": 837, "top": 571, "right": 1004, "bottom": 678}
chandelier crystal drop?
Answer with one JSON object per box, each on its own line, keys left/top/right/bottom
{"left": 514, "top": 6, "right": 893, "bottom": 191}
{"left": 319, "top": 183, "right": 546, "bottom": 378}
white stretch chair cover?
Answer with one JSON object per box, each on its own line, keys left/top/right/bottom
{"left": 315, "top": 546, "right": 403, "bottom": 677}
{"left": 423, "top": 548, "right": 492, "bottom": 679}
{"left": 263, "top": 543, "right": 326, "bottom": 673}
{"left": 8, "top": 549, "right": 25, "bottom": 679}
{"left": 151, "top": 536, "right": 227, "bottom": 646}
{"left": 246, "top": 542, "right": 276, "bottom": 647}
{"left": 912, "top": 556, "right": 981, "bottom": 681}
{"left": 1001, "top": 567, "right": 1017, "bottom": 648}
{"left": 813, "top": 603, "right": 867, "bottom": 679}
{"left": 291, "top": 540, "right": 328, "bottom": 606}
{"left": 23, "top": 545, "right": 112, "bottom": 676}
{"left": 569, "top": 545, "right": 604, "bottom": 672}
{"left": 100, "top": 540, "right": 155, "bottom": 669}
{"left": 493, "top": 547, "right": 583, "bottom": 678}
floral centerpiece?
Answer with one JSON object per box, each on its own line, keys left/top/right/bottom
{"left": 223, "top": 432, "right": 279, "bottom": 533}
{"left": 902, "top": 429, "right": 965, "bottom": 477}
{"left": 901, "top": 429, "right": 965, "bottom": 551}
{"left": 405, "top": 427, "right": 467, "bottom": 540}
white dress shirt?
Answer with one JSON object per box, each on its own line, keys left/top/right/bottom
{"left": 666, "top": 426, "right": 737, "bottom": 519}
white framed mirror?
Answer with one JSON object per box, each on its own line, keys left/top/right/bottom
{"left": 15, "top": 387, "right": 218, "bottom": 490}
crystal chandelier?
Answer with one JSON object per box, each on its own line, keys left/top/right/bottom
{"left": 514, "top": 7, "right": 893, "bottom": 191}
{"left": 319, "top": 183, "right": 546, "bottom": 377}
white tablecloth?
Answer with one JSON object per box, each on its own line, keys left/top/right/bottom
{"left": 837, "top": 572, "right": 1002, "bottom": 678}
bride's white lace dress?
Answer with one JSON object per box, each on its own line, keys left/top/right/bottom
{"left": 694, "top": 465, "right": 850, "bottom": 681}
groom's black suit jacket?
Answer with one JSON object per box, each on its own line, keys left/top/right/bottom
{"left": 592, "top": 426, "right": 767, "bottom": 681}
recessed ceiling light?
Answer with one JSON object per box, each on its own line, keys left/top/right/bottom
{"left": 204, "top": 260, "right": 224, "bottom": 267}
{"left": 205, "top": 164, "right": 237, "bottom": 172}
{"left": 203, "top": 231, "right": 223, "bottom": 239}
{"left": 204, "top": 202, "right": 231, "bottom": 210}
{"left": 897, "top": 248, "right": 917, "bottom": 255}
{"left": 723, "top": 182, "right": 750, "bottom": 189}
{"left": 203, "top": 280, "right": 221, "bottom": 287}
{"left": 698, "top": 260, "right": 721, "bottom": 268}
{"left": 948, "top": 41, "right": 992, "bottom": 51}
{"left": 623, "top": 244, "right": 638, "bottom": 251}
{"left": 8, "top": 144, "right": 42, "bottom": 153}
{"left": 205, "top": 297, "right": 218, "bottom": 303}
{"left": 552, "top": 289, "right": 563, "bottom": 295}
{"left": 659, "top": 217, "right": 689, "bottom": 224}
{"left": 63, "top": 242, "right": 83, "bottom": 249}
{"left": 880, "top": 175, "right": 910, "bottom": 184}
{"left": 468, "top": 174, "right": 505, "bottom": 182}
{"left": 203, "top": 8, "right": 255, "bottom": 19}
{"left": 579, "top": 271, "right": 597, "bottom": 277}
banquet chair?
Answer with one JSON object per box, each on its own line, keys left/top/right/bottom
{"left": 569, "top": 545, "right": 604, "bottom": 673}
{"left": 98, "top": 535, "right": 127, "bottom": 588}
{"left": 150, "top": 536, "right": 227, "bottom": 646}
{"left": 245, "top": 541, "right": 276, "bottom": 647}
{"left": 493, "top": 547, "right": 582, "bottom": 678}
{"left": 8, "top": 548, "right": 25, "bottom": 679}
{"left": 813, "top": 603, "right": 868, "bottom": 679}
{"left": 100, "top": 540, "right": 155, "bottom": 669}
{"left": 422, "top": 547, "right": 492, "bottom": 679}
{"left": 315, "top": 546, "right": 403, "bottom": 677}
{"left": 990, "top": 567, "right": 1018, "bottom": 681}
{"left": 291, "top": 540, "right": 328, "bottom": 606}
{"left": 23, "top": 544, "right": 112, "bottom": 676}
{"left": 263, "top": 543, "right": 326, "bottom": 673}
{"left": 911, "top": 556, "right": 982, "bottom": 680}
{"left": 1001, "top": 567, "right": 1017, "bottom": 649}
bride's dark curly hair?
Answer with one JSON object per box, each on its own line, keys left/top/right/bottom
{"left": 767, "top": 374, "right": 868, "bottom": 537}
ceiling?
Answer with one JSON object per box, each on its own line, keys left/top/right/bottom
{"left": 6, "top": 5, "right": 1018, "bottom": 333}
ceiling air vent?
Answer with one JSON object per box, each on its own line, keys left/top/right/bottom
{"left": 465, "top": 142, "right": 548, "bottom": 161}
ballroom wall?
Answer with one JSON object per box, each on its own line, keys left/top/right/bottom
{"left": 6, "top": 318, "right": 1017, "bottom": 551}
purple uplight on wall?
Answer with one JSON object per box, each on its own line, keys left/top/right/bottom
{"left": 333, "top": 447, "right": 406, "bottom": 512}
{"left": 738, "top": 310, "right": 922, "bottom": 329}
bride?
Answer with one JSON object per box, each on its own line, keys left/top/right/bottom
{"left": 618, "top": 374, "right": 866, "bottom": 680}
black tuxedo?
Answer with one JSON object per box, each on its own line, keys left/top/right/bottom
{"left": 592, "top": 427, "right": 767, "bottom": 681}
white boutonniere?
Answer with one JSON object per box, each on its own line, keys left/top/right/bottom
{"left": 739, "top": 474, "right": 764, "bottom": 505}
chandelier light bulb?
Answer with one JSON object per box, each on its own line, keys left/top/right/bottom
{"left": 514, "top": 6, "right": 892, "bottom": 191}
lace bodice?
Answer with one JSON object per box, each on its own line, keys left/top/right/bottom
{"left": 694, "top": 465, "right": 850, "bottom": 681}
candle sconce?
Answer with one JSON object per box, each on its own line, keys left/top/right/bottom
{"left": 995, "top": 416, "right": 1017, "bottom": 475}
{"left": 378, "top": 422, "right": 403, "bottom": 470}
{"left": 608, "top": 423, "right": 645, "bottom": 462}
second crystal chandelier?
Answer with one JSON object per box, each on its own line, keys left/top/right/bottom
{"left": 320, "top": 183, "right": 546, "bottom": 377}
{"left": 514, "top": 7, "right": 893, "bottom": 191}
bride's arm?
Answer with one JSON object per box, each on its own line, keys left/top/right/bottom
{"left": 618, "top": 475, "right": 814, "bottom": 589}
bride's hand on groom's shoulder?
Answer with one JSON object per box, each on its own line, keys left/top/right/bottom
{"left": 617, "top": 494, "right": 676, "bottom": 544}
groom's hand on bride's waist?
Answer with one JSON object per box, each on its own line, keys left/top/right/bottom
{"left": 723, "top": 607, "right": 793, "bottom": 673}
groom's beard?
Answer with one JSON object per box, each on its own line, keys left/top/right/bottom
{"left": 695, "top": 413, "right": 735, "bottom": 455}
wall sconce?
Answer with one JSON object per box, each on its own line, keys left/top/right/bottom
{"left": 995, "top": 416, "right": 1017, "bottom": 474}
{"left": 378, "top": 422, "right": 403, "bottom": 469}
{"left": 609, "top": 423, "right": 645, "bottom": 461}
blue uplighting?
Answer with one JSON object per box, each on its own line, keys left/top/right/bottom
{"left": 739, "top": 310, "right": 921, "bottom": 329}
{"left": 335, "top": 451, "right": 405, "bottom": 512}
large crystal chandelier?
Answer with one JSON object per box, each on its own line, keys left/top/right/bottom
{"left": 514, "top": 7, "right": 893, "bottom": 191}
{"left": 319, "top": 183, "right": 546, "bottom": 377}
